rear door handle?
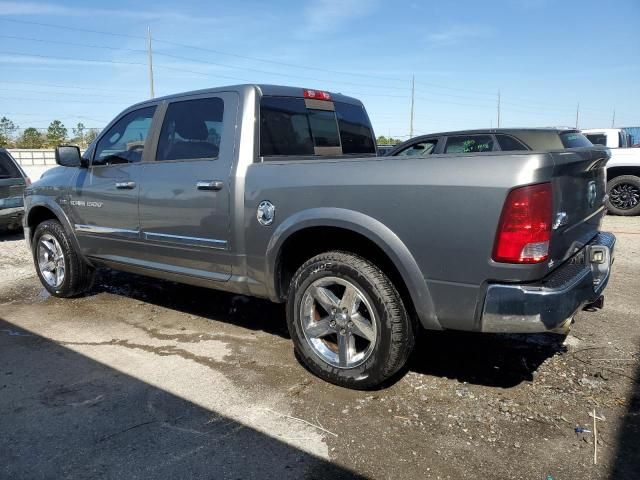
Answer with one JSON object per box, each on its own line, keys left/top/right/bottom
{"left": 196, "top": 180, "right": 224, "bottom": 191}
{"left": 115, "top": 181, "right": 136, "bottom": 189}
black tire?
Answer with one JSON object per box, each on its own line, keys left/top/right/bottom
{"left": 287, "top": 251, "right": 414, "bottom": 389}
{"left": 606, "top": 175, "right": 640, "bottom": 216}
{"left": 32, "top": 219, "right": 94, "bottom": 297}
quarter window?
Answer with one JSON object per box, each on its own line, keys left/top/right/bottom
{"left": 444, "top": 135, "right": 494, "bottom": 153}
{"left": 495, "top": 134, "right": 529, "bottom": 151}
{"left": 156, "top": 97, "right": 224, "bottom": 161}
{"left": 94, "top": 106, "right": 156, "bottom": 166}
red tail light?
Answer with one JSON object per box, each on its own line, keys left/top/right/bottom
{"left": 25, "top": 177, "right": 32, "bottom": 186}
{"left": 303, "top": 89, "right": 332, "bottom": 101}
{"left": 493, "top": 183, "right": 552, "bottom": 264}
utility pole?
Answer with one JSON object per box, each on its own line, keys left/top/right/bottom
{"left": 575, "top": 102, "right": 580, "bottom": 129}
{"left": 611, "top": 108, "right": 616, "bottom": 128}
{"left": 497, "top": 90, "right": 501, "bottom": 128}
{"left": 409, "top": 75, "right": 415, "bottom": 138}
{"left": 147, "top": 26, "right": 155, "bottom": 99}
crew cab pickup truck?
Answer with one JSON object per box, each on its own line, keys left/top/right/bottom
{"left": 24, "top": 85, "right": 615, "bottom": 389}
{"left": 582, "top": 128, "right": 640, "bottom": 215}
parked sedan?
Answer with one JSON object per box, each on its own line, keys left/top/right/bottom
{"left": 0, "top": 149, "right": 30, "bottom": 231}
{"left": 386, "top": 128, "right": 594, "bottom": 158}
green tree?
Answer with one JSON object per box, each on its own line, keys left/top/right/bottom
{"left": 376, "top": 135, "right": 402, "bottom": 145}
{"left": 0, "top": 116, "right": 18, "bottom": 147}
{"left": 72, "top": 122, "right": 85, "bottom": 147}
{"left": 46, "top": 120, "right": 68, "bottom": 147}
{"left": 16, "top": 127, "right": 45, "bottom": 148}
{"left": 85, "top": 128, "right": 100, "bottom": 145}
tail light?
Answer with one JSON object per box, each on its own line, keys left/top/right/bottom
{"left": 304, "top": 89, "right": 332, "bottom": 101}
{"left": 25, "top": 177, "right": 32, "bottom": 186}
{"left": 493, "top": 183, "right": 552, "bottom": 264}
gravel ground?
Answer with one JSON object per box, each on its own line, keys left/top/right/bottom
{"left": 0, "top": 216, "right": 638, "bottom": 479}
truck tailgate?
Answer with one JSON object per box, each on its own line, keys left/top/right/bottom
{"left": 548, "top": 147, "right": 610, "bottom": 266}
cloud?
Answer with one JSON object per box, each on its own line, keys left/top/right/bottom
{"left": 426, "top": 25, "right": 493, "bottom": 46}
{"left": 0, "top": 1, "right": 221, "bottom": 24}
{"left": 301, "top": 0, "right": 378, "bottom": 34}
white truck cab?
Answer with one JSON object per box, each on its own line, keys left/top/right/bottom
{"left": 582, "top": 128, "right": 640, "bottom": 215}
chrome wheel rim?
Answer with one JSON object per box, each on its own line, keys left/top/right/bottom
{"left": 300, "top": 276, "right": 377, "bottom": 369}
{"left": 37, "top": 234, "right": 65, "bottom": 288}
{"left": 610, "top": 183, "right": 640, "bottom": 210}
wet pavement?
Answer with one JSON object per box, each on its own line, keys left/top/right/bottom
{"left": 1, "top": 216, "right": 639, "bottom": 479}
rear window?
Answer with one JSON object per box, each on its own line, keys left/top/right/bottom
{"left": 260, "top": 96, "right": 375, "bottom": 157}
{"left": 0, "top": 151, "right": 22, "bottom": 179}
{"left": 560, "top": 132, "right": 593, "bottom": 148}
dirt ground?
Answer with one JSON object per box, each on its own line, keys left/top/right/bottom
{"left": 1, "top": 216, "right": 638, "bottom": 480}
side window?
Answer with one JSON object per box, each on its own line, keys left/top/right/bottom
{"left": 444, "top": 135, "right": 494, "bottom": 153}
{"left": 395, "top": 140, "right": 438, "bottom": 157}
{"left": 156, "top": 97, "right": 224, "bottom": 161}
{"left": 0, "top": 152, "right": 22, "bottom": 178}
{"left": 94, "top": 106, "right": 156, "bottom": 166}
{"left": 585, "top": 134, "right": 607, "bottom": 146}
{"left": 495, "top": 134, "right": 529, "bottom": 151}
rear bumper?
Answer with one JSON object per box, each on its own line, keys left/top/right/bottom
{"left": 481, "top": 232, "right": 616, "bottom": 333}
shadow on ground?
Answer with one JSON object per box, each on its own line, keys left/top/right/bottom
{"left": 610, "top": 358, "right": 640, "bottom": 479}
{"left": 0, "top": 229, "right": 23, "bottom": 242}
{"left": 0, "top": 318, "right": 362, "bottom": 480}
{"left": 89, "top": 270, "right": 563, "bottom": 389}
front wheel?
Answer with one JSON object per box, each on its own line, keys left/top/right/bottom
{"left": 606, "top": 175, "right": 640, "bottom": 216}
{"left": 32, "top": 219, "right": 94, "bottom": 297}
{"left": 287, "top": 251, "right": 414, "bottom": 389}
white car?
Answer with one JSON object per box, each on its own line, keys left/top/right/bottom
{"left": 582, "top": 128, "right": 640, "bottom": 216}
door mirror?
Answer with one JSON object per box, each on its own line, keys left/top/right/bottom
{"left": 55, "top": 145, "right": 84, "bottom": 168}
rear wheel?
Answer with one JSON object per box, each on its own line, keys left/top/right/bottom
{"left": 606, "top": 175, "right": 640, "bottom": 216}
{"left": 287, "top": 251, "right": 414, "bottom": 389}
{"left": 32, "top": 220, "right": 94, "bottom": 297}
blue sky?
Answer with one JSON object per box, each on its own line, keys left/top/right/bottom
{"left": 0, "top": 0, "right": 638, "bottom": 140}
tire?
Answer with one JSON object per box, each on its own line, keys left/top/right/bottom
{"left": 32, "top": 219, "right": 94, "bottom": 297}
{"left": 606, "top": 175, "right": 640, "bottom": 216}
{"left": 286, "top": 251, "right": 414, "bottom": 389}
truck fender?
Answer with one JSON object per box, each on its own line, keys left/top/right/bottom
{"left": 265, "top": 207, "right": 441, "bottom": 331}
{"left": 25, "top": 197, "right": 91, "bottom": 266}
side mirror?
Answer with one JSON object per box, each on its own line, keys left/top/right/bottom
{"left": 55, "top": 145, "right": 85, "bottom": 168}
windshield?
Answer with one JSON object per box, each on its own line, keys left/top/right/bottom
{"left": 560, "top": 132, "right": 593, "bottom": 148}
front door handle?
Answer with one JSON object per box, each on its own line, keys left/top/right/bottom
{"left": 196, "top": 180, "right": 224, "bottom": 191}
{"left": 115, "top": 181, "right": 136, "bottom": 189}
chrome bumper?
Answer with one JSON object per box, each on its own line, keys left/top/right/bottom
{"left": 481, "top": 232, "right": 616, "bottom": 333}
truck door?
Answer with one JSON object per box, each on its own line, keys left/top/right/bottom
{"left": 137, "top": 92, "right": 237, "bottom": 281}
{"left": 68, "top": 105, "right": 158, "bottom": 262}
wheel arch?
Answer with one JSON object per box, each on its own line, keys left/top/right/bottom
{"left": 25, "top": 200, "right": 88, "bottom": 264}
{"left": 607, "top": 166, "right": 640, "bottom": 180}
{"left": 266, "top": 208, "right": 441, "bottom": 331}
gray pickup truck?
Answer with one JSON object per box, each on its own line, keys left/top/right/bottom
{"left": 24, "top": 84, "right": 615, "bottom": 389}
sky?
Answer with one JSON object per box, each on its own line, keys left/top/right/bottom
{"left": 0, "top": 0, "right": 638, "bottom": 140}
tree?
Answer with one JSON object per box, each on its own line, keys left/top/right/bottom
{"left": 85, "top": 128, "right": 100, "bottom": 145}
{"left": 16, "top": 128, "right": 45, "bottom": 148}
{"left": 376, "top": 135, "right": 402, "bottom": 145}
{"left": 72, "top": 122, "right": 85, "bottom": 147}
{"left": 46, "top": 120, "right": 67, "bottom": 147}
{"left": 0, "top": 116, "right": 18, "bottom": 148}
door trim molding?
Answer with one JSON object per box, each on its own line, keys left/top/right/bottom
{"left": 74, "top": 224, "right": 139, "bottom": 239}
{"left": 143, "top": 231, "right": 227, "bottom": 249}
